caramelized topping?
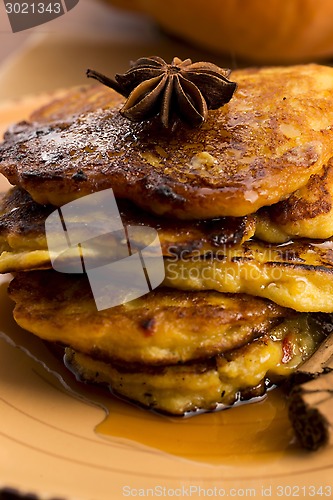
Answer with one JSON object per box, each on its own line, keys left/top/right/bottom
{"left": 87, "top": 56, "right": 236, "bottom": 128}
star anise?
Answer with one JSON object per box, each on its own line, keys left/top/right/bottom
{"left": 86, "top": 56, "right": 236, "bottom": 128}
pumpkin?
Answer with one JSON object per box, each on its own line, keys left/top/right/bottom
{"left": 106, "top": 0, "right": 333, "bottom": 64}
{"left": 105, "top": 0, "right": 141, "bottom": 11}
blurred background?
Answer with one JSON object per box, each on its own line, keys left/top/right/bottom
{"left": 0, "top": 0, "right": 235, "bottom": 101}
{"left": 1, "top": 0, "right": 333, "bottom": 102}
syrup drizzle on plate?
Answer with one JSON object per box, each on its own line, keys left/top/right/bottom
{"left": 0, "top": 276, "right": 296, "bottom": 465}
{"left": 95, "top": 389, "right": 295, "bottom": 464}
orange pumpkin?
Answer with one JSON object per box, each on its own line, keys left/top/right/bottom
{"left": 106, "top": 0, "right": 333, "bottom": 64}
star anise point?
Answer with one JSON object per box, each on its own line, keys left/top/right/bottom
{"left": 87, "top": 57, "right": 236, "bottom": 128}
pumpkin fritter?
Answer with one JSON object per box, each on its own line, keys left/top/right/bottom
{"left": 64, "top": 313, "right": 324, "bottom": 415}
{"left": 1, "top": 65, "right": 333, "bottom": 218}
{"left": 8, "top": 270, "right": 290, "bottom": 365}
{"left": 0, "top": 187, "right": 255, "bottom": 273}
{"left": 256, "top": 159, "right": 333, "bottom": 242}
{"left": 3, "top": 187, "right": 333, "bottom": 313}
{"left": 164, "top": 238, "right": 333, "bottom": 312}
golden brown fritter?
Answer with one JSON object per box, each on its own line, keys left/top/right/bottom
{"left": 163, "top": 238, "right": 333, "bottom": 312}
{"left": 0, "top": 187, "right": 54, "bottom": 252}
{"left": 30, "top": 84, "right": 122, "bottom": 122}
{"left": 1, "top": 65, "right": 333, "bottom": 218}
{"left": 0, "top": 187, "right": 255, "bottom": 273}
{"left": 8, "top": 270, "right": 290, "bottom": 365}
{"left": 64, "top": 314, "right": 324, "bottom": 414}
{"left": 256, "top": 159, "right": 333, "bottom": 242}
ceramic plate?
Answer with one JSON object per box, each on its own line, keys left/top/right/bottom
{"left": 0, "top": 98, "right": 332, "bottom": 500}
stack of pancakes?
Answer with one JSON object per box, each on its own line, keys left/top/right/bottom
{"left": 1, "top": 63, "right": 333, "bottom": 415}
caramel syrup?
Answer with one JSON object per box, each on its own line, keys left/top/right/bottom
{"left": 95, "top": 389, "right": 295, "bottom": 464}
{"left": 0, "top": 277, "right": 295, "bottom": 465}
